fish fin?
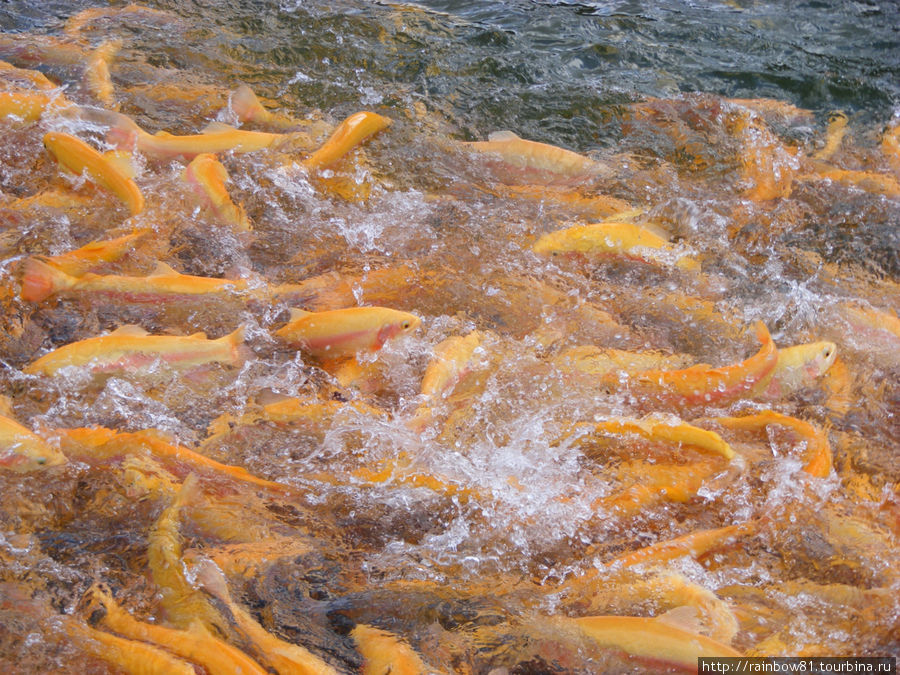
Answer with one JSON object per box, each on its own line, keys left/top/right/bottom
{"left": 149, "top": 261, "right": 180, "bottom": 277}
{"left": 488, "top": 130, "right": 520, "bottom": 142}
{"left": 288, "top": 307, "right": 312, "bottom": 321}
{"left": 101, "top": 149, "right": 136, "bottom": 178}
{"left": 108, "top": 324, "right": 150, "bottom": 337}
{"left": 190, "top": 555, "right": 231, "bottom": 603}
{"left": 104, "top": 111, "right": 145, "bottom": 149}
{"left": 231, "top": 84, "right": 268, "bottom": 123}
{"left": 0, "top": 395, "right": 13, "bottom": 418}
{"left": 21, "top": 257, "right": 72, "bottom": 302}
{"left": 201, "top": 121, "right": 238, "bottom": 134}
{"left": 654, "top": 606, "right": 704, "bottom": 635}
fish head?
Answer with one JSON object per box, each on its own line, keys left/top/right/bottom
{"left": 1, "top": 441, "right": 67, "bottom": 473}
{"left": 374, "top": 310, "right": 421, "bottom": 349}
{"left": 807, "top": 341, "right": 838, "bottom": 376}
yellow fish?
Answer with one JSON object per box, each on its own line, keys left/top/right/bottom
{"left": 0, "top": 412, "right": 67, "bottom": 472}
{"left": 533, "top": 221, "right": 700, "bottom": 272}
{"left": 84, "top": 584, "right": 269, "bottom": 675}
{"left": 275, "top": 306, "right": 420, "bottom": 361}
{"left": 63, "top": 616, "right": 198, "bottom": 675}
{"left": 351, "top": 624, "right": 436, "bottom": 675}
{"left": 571, "top": 613, "right": 741, "bottom": 668}
{"left": 609, "top": 521, "right": 757, "bottom": 569}
{"left": 83, "top": 39, "right": 120, "bottom": 108}
{"left": 192, "top": 557, "right": 339, "bottom": 675}
{"left": 0, "top": 91, "right": 68, "bottom": 122}
{"left": 21, "top": 258, "right": 254, "bottom": 304}
{"left": 812, "top": 111, "right": 848, "bottom": 161}
{"left": 23, "top": 324, "right": 245, "bottom": 376}
{"left": 43, "top": 131, "right": 144, "bottom": 215}
{"left": 107, "top": 113, "right": 308, "bottom": 160}
{"left": 609, "top": 322, "right": 778, "bottom": 410}
{"left": 303, "top": 110, "right": 392, "bottom": 171}
{"left": 566, "top": 415, "right": 734, "bottom": 460}
{"left": 182, "top": 153, "right": 252, "bottom": 231}
{"left": 800, "top": 160, "right": 900, "bottom": 198}
{"left": 462, "top": 130, "right": 609, "bottom": 186}
{"left": 712, "top": 411, "right": 832, "bottom": 478}
{"left": 0, "top": 59, "right": 58, "bottom": 89}
{"left": 29, "top": 229, "right": 148, "bottom": 277}
{"left": 58, "top": 426, "right": 290, "bottom": 494}
{"left": 553, "top": 345, "right": 694, "bottom": 377}
{"left": 752, "top": 340, "right": 837, "bottom": 400}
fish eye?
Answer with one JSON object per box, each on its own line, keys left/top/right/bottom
{"left": 402, "top": 321, "right": 411, "bottom": 329}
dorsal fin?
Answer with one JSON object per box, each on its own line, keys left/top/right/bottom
{"left": 108, "top": 324, "right": 149, "bottom": 337}
{"left": 288, "top": 308, "right": 312, "bottom": 321}
{"left": 153, "top": 130, "right": 175, "bottom": 138}
{"left": 187, "top": 331, "right": 208, "bottom": 339}
{"left": 149, "top": 261, "right": 180, "bottom": 277}
{"left": 201, "top": 121, "right": 238, "bottom": 134}
{"left": 488, "top": 130, "right": 520, "bottom": 142}
{"left": 654, "top": 606, "right": 704, "bottom": 635}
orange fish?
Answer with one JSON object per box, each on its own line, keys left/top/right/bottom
{"left": 608, "top": 321, "right": 778, "bottom": 409}
{"left": 23, "top": 324, "right": 245, "bottom": 376}
{"left": 192, "top": 556, "right": 339, "bottom": 675}
{"left": 0, "top": 91, "right": 69, "bottom": 122}
{"left": 182, "top": 153, "right": 252, "bottom": 231}
{"left": 43, "top": 131, "right": 144, "bottom": 215}
{"left": 572, "top": 613, "right": 741, "bottom": 670}
{"left": 462, "top": 130, "right": 608, "bottom": 186}
{"left": 58, "top": 426, "right": 290, "bottom": 493}
{"left": 21, "top": 258, "right": 254, "bottom": 304}
{"left": 63, "top": 616, "right": 198, "bottom": 675}
{"left": 351, "top": 624, "right": 437, "bottom": 675}
{"left": 107, "top": 113, "right": 308, "bottom": 160}
{"left": 83, "top": 39, "right": 120, "bottom": 108}
{"left": 800, "top": 160, "right": 900, "bottom": 198}
{"left": 751, "top": 340, "right": 837, "bottom": 401}
{"left": 275, "top": 307, "right": 420, "bottom": 361}
{"left": 0, "top": 412, "right": 67, "bottom": 472}
{"left": 0, "top": 59, "right": 58, "bottom": 89}
{"left": 609, "top": 521, "right": 757, "bottom": 569}
{"left": 28, "top": 229, "right": 148, "bottom": 277}
{"left": 84, "top": 584, "right": 269, "bottom": 675}
{"left": 533, "top": 221, "right": 700, "bottom": 272}
{"left": 303, "top": 110, "right": 392, "bottom": 172}
{"left": 711, "top": 411, "right": 832, "bottom": 478}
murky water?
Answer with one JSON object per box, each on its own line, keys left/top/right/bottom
{"left": 1, "top": 1, "right": 898, "bottom": 672}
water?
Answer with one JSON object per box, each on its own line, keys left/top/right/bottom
{"left": 1, "top": 0, "right": 899, "bottom": 672}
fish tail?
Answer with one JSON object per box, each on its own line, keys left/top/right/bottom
{"left": 231, "top": 84, "right": 269, "bottom": 123}
{"left": 219, "top": 325, "right": 246, "bottom": 366}
{"left": 21, "top": 257, "right": 73, "bottom": 302}
{"left": 104, "top": 111, "right": 143, "bottom": 150}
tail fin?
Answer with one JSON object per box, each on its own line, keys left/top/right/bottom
{"left": 231, "top": 84, "right": 269, "bottom": 123}
{"left": 21, "top": 257, "right": 73, "bottom": 302}
{"left": 104, "top": 111, "right": 144, "bottom": 150}
{"left": 218, "top": 325, "right": 247, "bottom": 367}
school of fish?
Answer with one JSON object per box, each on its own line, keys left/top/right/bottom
{"left": 0, "top": 4, "right": 898, "bottom": 673}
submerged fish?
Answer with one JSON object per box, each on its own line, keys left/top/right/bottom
{"left": 275, "top": 306, "right": 420, "bottom": 361}
{"left": 0, "top": 412, "right": 67, "bottom": 471}
{"left": 182, "top": 152, "right": 252, "bottom": 231}
{"left": 0, "top": 91, "right": 69, "bottom": 122}
{"left": 83, "top": 584, "right": 269, "bottom": 675}
{"left": 351, "top": 624, "right": 437, "bottom": 675}
{"left": 192, "top": 556, "right": 339, "bottom": 675}
{"left": 43, "top": 131, "right": 144, "bottom": 215}
{"left": 533, "top": 221, "right": 700, "bottom": 271}
{"left": 571, "top": 612, "right": 741, "bottom": 669}
{"left": 23, "top": 324, "right": 245, "bottom": 376}
{"left": 107, "top": 113, "right": 309, "bottom": 160}
{"left": 608, "top": 321, "right": 778, "bottom": 409}
{"left": 21, "top": 258, "right": 255, "bottom": 304}
{"left": 29, "top": 229, "right": 148, "bottom": 277}
{"left": 462, "top": 130, "right": 609, "bottom": 186}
